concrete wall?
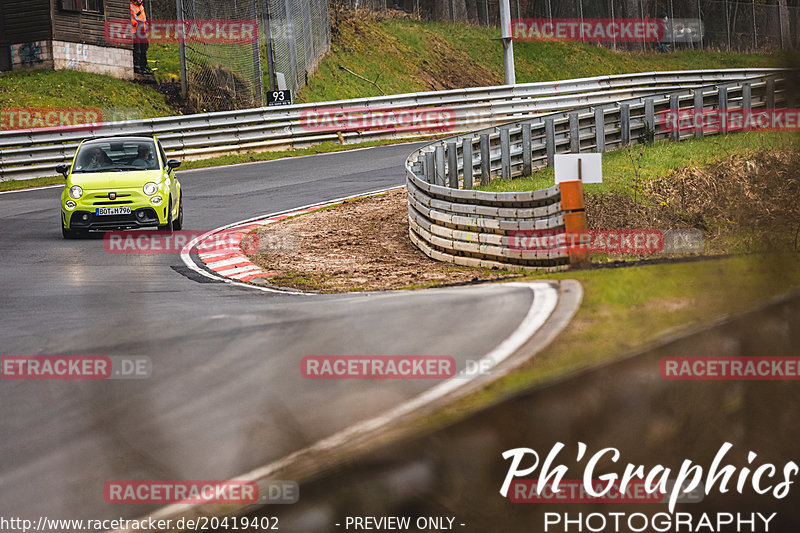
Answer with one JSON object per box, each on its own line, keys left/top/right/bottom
{"left": 10, "top": 40, "right": 133, "bottom": 80}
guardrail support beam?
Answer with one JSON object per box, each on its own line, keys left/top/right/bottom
{"left": 480, "top": 134, "right": 490, "bottom": 186}
{"left": 435, "top": 145, "right": 446, "bottom": 186}
{"left": 424, "top": 151, "right": 435, "bottom": 183}
{"left": 500, "top": 129, "right": 511, "bottom": 180}
{"left": 545, "top": 118, "right": 555, "bottom": 166}
{"left": 569, "top": 113, "right": 580, "bottom": 153}
{"left": 594, "top": 107, "right": 606, "bottom": 152}
{"left": 447, "top": 142, "right": 459, "bottom": 189}
{"left": 742, "top": 83, "right": 752, "bottom": 110}
{"left": 693, "top": 89, "right": 704, "bottom": 139}
{"left": 669, "top": 95, "right": 680, "bottom": 142}
{"left": 620, "top": 104, "right": 630, "bottom": 145}
{"left": 522, "top": 123, "right": 532, "bottom": 176}
{"left": 766, "top": 78, "right": 775, "bottom": 109}
{"left": 718, "top": 86, "right": 728, "bottom": 135}
{"left": 462, "top": 138, "right": 473, "bottom": 189}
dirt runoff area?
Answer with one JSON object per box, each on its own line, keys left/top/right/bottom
{"left": 246, "top": 189, "right": 520, "bottom": 293}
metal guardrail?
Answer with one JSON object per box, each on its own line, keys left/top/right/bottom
{"left": 0, "top": 68, "right": 786, "bottom": 181}
{"left": 404, "top": 73, "right": 788, "bottom": 270}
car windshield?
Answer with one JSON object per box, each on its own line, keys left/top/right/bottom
{"left": 73, "top": 141, "right": 160, "bottom": 173}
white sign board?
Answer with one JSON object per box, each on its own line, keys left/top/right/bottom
{"left": 554, "top": 154, "right": 603, "bottom": 184}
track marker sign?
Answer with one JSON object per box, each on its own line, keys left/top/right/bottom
{"left": 554, "top": 154, "right": 602, "bottom": 184}
{"left": 267, "top": 90, "right": 292, "bottom": 107}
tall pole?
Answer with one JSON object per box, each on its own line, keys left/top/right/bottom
{"left": 176, "top": 0, "right": 188, "bottom": 99}
{"left": 261, "top": 0, "right": 277, "bottom": 91}
{"left": 499, "top": 0, "right": 515, "bottom": 85}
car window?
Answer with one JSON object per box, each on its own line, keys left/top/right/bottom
{"left": 73, "top": 141, "right": 159, "bottom": 173}
{"left": 157, "top": 141, "right": 168, "bottom": 170}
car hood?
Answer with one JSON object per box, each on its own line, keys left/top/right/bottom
{"left": 69, "top": 170, "right": 162, "bottom": 190}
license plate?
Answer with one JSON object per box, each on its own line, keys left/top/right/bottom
{"left": 95, "top": 206, "right": 132, "bottom": 216}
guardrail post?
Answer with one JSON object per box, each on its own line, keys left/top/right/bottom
{"left": 462, "top": 138, "right": 473, "bottom": 189}
{"left": 447, "top": 142, "right": 459, "bottom": 188}
{"left": 545, "top": 118, "right": 555, "bottom": 167}
{"left": 480, "top": 134, "right": 490, "bottom": 186}
{"left": 693, "top": 89, "right": 704, "bottom": 139}
{"left": 559, "top": 180, "right": 590, "bottom": 269}
{"left": 522, "top": 123, "right": 532, "bottom": 176}
{"left": 669, "top": 94, "right": 680, "bottom": 142}
{"left": 718, "top": 86, "right": 728, "bottom": 135}
{"left": 500, "top": 128, "right": 510, "bottom": 180}
{"left": 435, "top": 144, "right": 446, "bottom": 186}
{"left": 594, "top": 107, "right": 606, "bottom": 152}
{"left": 569, "top": 113, "right": 580, "bottom": 153}
{"left": 742, "top": 82, "right": 752, "bottom": 111}
{"left": 644, "top": 98, "right": 655, "bottom": 135}
{"left": 766, "top": 77, "right": 775, "bottom": 109}
{"left": 620, "top": 103, "right": 630, "bottom": 145}
{"left": 424, "top": 151, "right": 435, "bottom": 183}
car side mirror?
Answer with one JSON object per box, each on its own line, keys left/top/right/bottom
{"left": 56, "top": 163, "right": 70, "bottom": 178}
{"left": 167, "top": 159, "right": 181, "bottom": 170}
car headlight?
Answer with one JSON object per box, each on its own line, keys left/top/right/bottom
{"left": 65, "top": 200, "right": 76, "bottom": 209}
{"left": 151, "top": 195, "right": 163, "bottom": 205}
{"left": 69, "top": 185, "right": 83, "bottom": 199}
{"left": 143, "top": 182, "right": 158, "bottom": 196}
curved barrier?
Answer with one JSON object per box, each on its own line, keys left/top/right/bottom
{"left": 0, "top": 68, "right": 785, "bottom": 181}
{"left": 405, "top": 73, "right": 788, "bottom": 270}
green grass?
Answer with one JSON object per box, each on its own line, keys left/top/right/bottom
{"left": 299, "top": 15, "right": 789, "bottom": 103}
{"left": 0, "top": 69, "right": 174, "bottom": 120}
{"left": 476, "top": 132, "right": 799, "bottom": 197}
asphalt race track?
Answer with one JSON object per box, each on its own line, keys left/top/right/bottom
{"left": 0, "top": 143, "right": 562, "bottom": 522}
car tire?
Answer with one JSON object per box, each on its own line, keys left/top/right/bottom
{"left": 61, "top": 221, "right": 83, "bottom": 239}
{"left": 158, "top": 198, "right": 174, "bottom": 233}
{"left": 173, "top": 196, "right": 183, "bottom": 231}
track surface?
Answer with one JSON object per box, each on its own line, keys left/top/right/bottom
{"left": 0, "top": 144, "right": 555, "bottom": 521}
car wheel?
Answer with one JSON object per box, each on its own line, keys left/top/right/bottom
{"left": 61, "top": 222, "right": 83, "bottom": 239}
{"left": 173, "top": 197, "right": 183, "bottom": 230}
{"left": 158, "top": 198, "right": 174, "bottom": 233}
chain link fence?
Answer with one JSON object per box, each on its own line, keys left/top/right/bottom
{"left": 377, "top": 0, "right": 798, "bottom": 51}
{"left": 172, "top": 0, "right": 329, "bottom": 111}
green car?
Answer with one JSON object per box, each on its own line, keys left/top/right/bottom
{"left": 58, "top": 136, "right": 183, "bottom": 239}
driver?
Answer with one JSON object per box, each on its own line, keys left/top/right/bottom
{"left": 132, "top": 144, "right": 155, "bottom": 168}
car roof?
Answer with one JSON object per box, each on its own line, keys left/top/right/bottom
{"left": 82, "top": 136, "right": 157, "bottom": 145}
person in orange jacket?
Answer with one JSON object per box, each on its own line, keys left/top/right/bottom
{"left": 131, "top": 0, "right": 151, "bottom": 74}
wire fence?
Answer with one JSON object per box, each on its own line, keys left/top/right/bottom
{"left": 172, "top": 0, "right": 330, "bottom": 111}
{"left": 374, "top": 0, "right": 798, "bottom": 51}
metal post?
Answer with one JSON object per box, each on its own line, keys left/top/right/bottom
{"left": 545, "top": 118, "right": 555, "bottom": 166}
{"left": 447, "top": 142, "right": 459, "bottom": 188}
{"left": 620, "top": 103, "right": 630, "bottom": 145}
{"left": 480, "top": 134, "right": 490, "bottom": 185}
{"left": 594, "top": 107, "right": 606, "bottom": 152}
{"left": 252, "top": 0, "right": 264, "bottom": 105}
{"left": 669, "top": 94, "right": 680, "bottom": 142}
{"left": 742, "top": 82, "right": 751, "bottom": 110}
{"left": 724, "top": 0, "right": 731, "bottom": 51}
{"left": 719, "top": 86, "right": 728, "bottom": 134}
{"left": 645, "top": 98, "right": 655, "bottom": 132}
{"left": 766, "top": 77, "right": 775, "bottom": 110}
{"left": 261, "top": 0, "right": 278, "bottom": 91}
{"left": 176, "top": 0, "right": 188, "bottom": 99}
{"left": 751, "top": 0, "right": 757, "bottom": 50}
{"left": 569, "top": 113, "right": 580, "bottom": 153}
{"left": 693, "top": 88, "right": 704, "bottom": 138}
{"left": 425, "top": 151, "right": 435, "bottom": 183}
{"left": 695, "top": 0, "right": 704, "bottom": 49}
{"left": 499, "top": 0, "right": 515, "bottom": 85}
{"left": 500, "top": 129, "right": 511, "bottom": 180}
{"left": 435, "top": 145, "right": 446, "bottom": 186}
{"left": 522, "top": 123, "right": 532, "bottom": 176}
{"left": 463, "top": 138, "right": 473, "bottom": 189}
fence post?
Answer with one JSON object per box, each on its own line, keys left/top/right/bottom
{"left": 500, "top": 128, "right": 511, "bottom": 180}
{"left": 435, "top": 144, "right": 446, "bottom": 186}
{"left": 644, "top": 98, "right": 655, "bottom": 133}
{"left": 559, "top": 180, "right": 589, "bottom": 269}
{"left": 594, "top": 107, "right": 606, "bottom": 152}
{"left": 480, "top": 134, "right": 490, "bottom": 186}
{"left": 693, "top": 88, "right": 704, "bottom": 138}
{"left": 569, "top": 113, "right": 580, "bottom": 153}
{"left": 425, "top": 150, "right": 435, "bottom": 183}
{"left": 718, "top": 86, "right": 728, "bottom": 135}
{"left": 766, "top": 77, "right": 775, "bottom": 109}
{"left": 742, "top": 82, "right": 752, "bottom": 110}
{"left": 545, "top": 118, "right": 555, "bottom": 167}
{"left": 620, "top": 103, "right": 631, "bottom": 145}
{"left": 522, "top": 123, "right": 532, "bottom": 176}
{"left": 669, "top": 94, "right": 680, "bottom": 142}
{"left": 462, "top": 138, "right": 473, "bottom": 189}
{"left": 447, "top": 142, "right": 458, "bottom": 188}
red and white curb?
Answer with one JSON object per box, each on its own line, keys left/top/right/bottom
{"left": 180, "top": 186, "right": 404, "bottom": 292}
